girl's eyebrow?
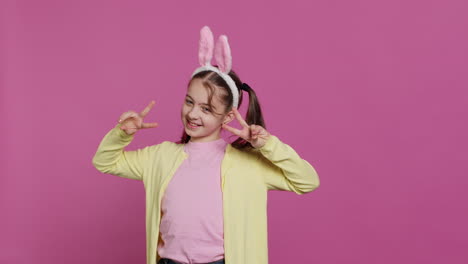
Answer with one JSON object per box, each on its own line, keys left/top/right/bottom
{"left": 185, "top": 94, "right": 209, "bottom": 106}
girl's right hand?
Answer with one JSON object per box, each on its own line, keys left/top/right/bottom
{"left": 118, "top": 100, "right": 159, "bottom": 135}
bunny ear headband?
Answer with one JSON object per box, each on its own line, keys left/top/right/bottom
{"left": 191, "top": 26, "right": 240, "bottom": 108}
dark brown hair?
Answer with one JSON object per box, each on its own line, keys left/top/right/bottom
{"left": 176, "top": 66, "right": 266, "bottom": 150}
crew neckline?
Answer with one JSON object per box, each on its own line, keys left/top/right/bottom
{"left": 185, "top": 137, "right": 227, "bottom": 149}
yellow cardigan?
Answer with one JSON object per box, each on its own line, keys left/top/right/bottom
{"left": 92, "top": 124, "right": 320, "bottom": 264}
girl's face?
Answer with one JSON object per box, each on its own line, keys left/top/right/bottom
{"left": 181, "top": 78, "right": 234, "bottom": 143}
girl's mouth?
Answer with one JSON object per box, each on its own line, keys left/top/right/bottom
{"left": 187, "top": 120, "right": 202, "bottom": 129}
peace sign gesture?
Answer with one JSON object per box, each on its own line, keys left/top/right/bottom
{"left": 221, "top": 107, "right": 271, "bottom": 149}
{"left": 118, "top": 100, "right": 159, "bottom": 135}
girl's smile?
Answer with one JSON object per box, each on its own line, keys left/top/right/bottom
{"left": 186, "top": 119, "right": 203, "bottom": 129}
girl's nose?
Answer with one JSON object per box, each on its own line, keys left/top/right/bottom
{"left": 188, "top": 107, "right": 201, "bottom": 118}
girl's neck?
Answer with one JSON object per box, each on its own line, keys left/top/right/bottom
{"left": 184, "top": 137, "right": 227, "bottom": 152}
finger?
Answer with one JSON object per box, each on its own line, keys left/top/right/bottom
{"left": 140, "top": 100, "right": 156, "bottom": 117}
{"left": 250, "top": 125, "right": 257, "bottom": 139}
{"left": 251, "top": 125, "right": 262, "bottom": 139}
{"left": 141, "top": 122, "right": 158, "bottom": 129}
{"left": 121, "top": 125, "right": 139, "bottom": 130}
{"left": 119, "top": 112, "right": 131, "bottom": 122}
{"left": 222, "top": 123, "right": 243, "bottom": 137}
{"left": 232, "top": 107, "right": 249, "bottom": 128}
{"left": 252, "top": 125, "right": 262, "bottom": 136}
{"left": 119, "top": 112, "right": 139, "bottom": 123}
{"left": 120, "top": 125, "right": 137, "bottom": 135}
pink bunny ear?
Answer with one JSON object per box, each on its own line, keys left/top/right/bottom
{"left": 198, "top": 26, "right": 214, "bottom": 66}
{"left": 214, "top": 35, "right": 232, "bottom": 73}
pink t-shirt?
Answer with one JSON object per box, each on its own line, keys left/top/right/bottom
{"left": 157, "top": 137, "right": 227, "bottom": 264}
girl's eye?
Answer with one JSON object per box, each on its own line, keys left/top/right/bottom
{"left": 185, "top": 99, "right": 210, "bottom": 112}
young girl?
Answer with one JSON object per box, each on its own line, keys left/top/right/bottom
{"left": 92, "top": 26, "right": 320, "bottom": 264}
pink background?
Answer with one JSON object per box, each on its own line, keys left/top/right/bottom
{"left": 2, "top": 0, "right": 467, "bottom": 263}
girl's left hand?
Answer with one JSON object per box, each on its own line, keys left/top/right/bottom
{"left": 221, "top": 107, "right": 271, "bottom": 149}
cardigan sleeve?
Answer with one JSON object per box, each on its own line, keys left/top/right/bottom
{"left": 256, "top": 135, "right": 320, "bottom": 195}
{"left": 91, "top": 123, "right": 161, "bottom": 181}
